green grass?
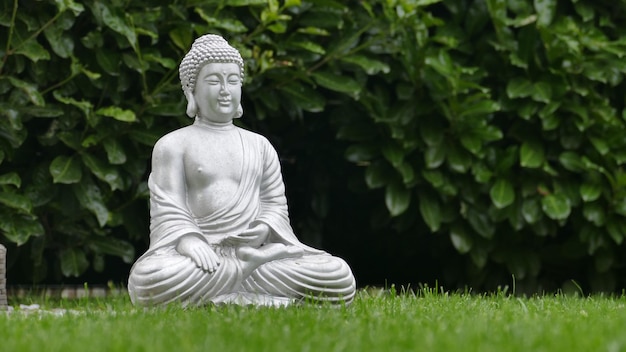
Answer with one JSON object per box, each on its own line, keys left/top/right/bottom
{"left": 2, "top": 288, "right": 626, "bottom": 352}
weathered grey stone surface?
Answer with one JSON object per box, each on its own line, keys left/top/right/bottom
{"left": 0, "top": 244, "right": 7, "bottom": 310}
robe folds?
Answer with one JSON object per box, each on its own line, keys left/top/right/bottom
{"left": 128, "top": 128, "right": 356, "bottom": 306}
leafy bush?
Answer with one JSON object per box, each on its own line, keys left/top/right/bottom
{"left": 2, "top": 0, "right": 626, "bottom": 291}
{"left": 328, "top": 0, "right": 626, "bottom": 291}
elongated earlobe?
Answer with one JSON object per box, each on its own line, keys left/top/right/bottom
{"left": 235, "top": 104, "right": 243, "bottom": 119}
{"left": 184, "top": 90, "right": 197, "bottom": 118}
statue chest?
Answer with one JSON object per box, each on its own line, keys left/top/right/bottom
{"left": 183, "top": 132, "right": 247, "bottom": 187}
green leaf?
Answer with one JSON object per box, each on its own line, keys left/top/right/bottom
{"left": 296, "top": 27, "right": 330, "bottom": 36}
{"left": 520, "top": 141, "right": 544, "bottom": 168}
{"left": 531, "top": 82, "right": 552, "bottom": 103}
{"left": 96, "top": 48, "right": 120, "bottom": 75}
{"left": 613, "top": 194, "right": 626, "bottom": 217}
{"left": 144, "top": 53, "right": 177, "bottom": 69}
{"left": 0, "top": 172, "right": 21, "bottom": 187}
{"left": 215, "top": 0, "right": 267, "bottom": 5}
{"left": 95, "top": 106, "right": 136, "bottom": 122}
{"left": 467, "top": 208, "right": 495, "bottom": 238}
{"left": 416, "top": 0, "right": 443, "bottom": 5}
{"left": 365, "top": 161, "right": 391, "bottom": 189}
{"left": 169, "top": 27, "right": 193, "bottom": 51}
{"left": 43, "top": 21, "right": 74, "bottom": 58}
{"left": 541, "top": 193, "right": 571, "bottom": 220}
{"left": 20, "top": 106, "right": 63, "bottom": 118}
{"left": 14, "top": 39, "right": 50, "bottom": 62}
{"left": 583, "top": 202, "right": 605, "bottom": 226}
{"left": 146, "top": 103, "right": 185, "bottom": 117}
{"left": 81, "top": 153, "right": 125, "bottom": 191}
{"left": 285, "top": 0, "right": 301, "bottom": 7}
{"left": 607, "top": 219, "right": 626, "bottom": 245}
{"left": 534, "top": 0, "right": 557, "bottom": 27}
{"left": 94, "top": 2, "right": 137, "bottom": 50}
{"left": 490, "top": 178, "right": 515, "bottom": 209}
{"left": 460, "top": 135, "right": 482, "bottom": 155}
{"left": 345, "top": 143, "right": 378, "bottom": 163}
{"left": 574, "top": 1, "right": 594, "bottom": 22}
{"left": 53, "top": 91, "right": 92, "bottom": 117}
{"left": 60, "top": 248, "right": 89, "bottom": 277}
{"left": 425, "top": 144, "right": 446, "bottom": 169}
{"left": 0, "top": 191, "right": 33, "bottom": 213}
{"left": 340, "top": 55, "right": 390, "bottom": 75}
{"left": 103, "top": 138, "right": 127, "bottom": 165}
{"left": 419, "top": 191, "right": 442, "bottom": 232}
{"left": 446, "top": 145, "right": 471, "bottom": 173}
{"left": 472, "top": 162, "right": 493, "bottom": 184}
{"left": 425, "top": 50, "right": 454, "bottom": 76}
{"left": 73, "top": 178, "right": 109, "bottom": 227}
{"left": 290, "top": 41, "right": 326, "bottom": 55}
{"left": 267, "top": 22, "right": 287, "bottom": 34}
{"left": 420, "top": 118, "right": 445, "bottom": 147}
{"left": 312, "top": 71, "right": 361, "bottom": 98}
{"left": 506, "top": 78, "right": 533, "bottom": 99}
{"left": 521, "top": 197, "right": 542, "bottom": 224}
{"left": 397, "top": 162, "right": 416, "bottom": 184}
{"left": 458, "top": 100, "right": 500, "bottom": 118}
{"left": 382, "top": 143, "right": 404, "bottom": 168}
{"left": 559, "top": 152, "right": 584, "bottom": 172}
{"left": 195, "top": 8, "right": 248, "bottom": 33}
{"left": 88, "top": 236, "right": 135, "bottom": 263}
{"left": 129, "top": 130, "right": 160, "bottom": 146}
{"left": 385, "top": 182, "right": 411, "bottom": 217}
{"left": 580, "top": 181, "right": 602, "bottom": 202}
{"left": 279, "top": 82, "right": 326, "bottom": 112}
{"left": 53, "top": 0, "right": 84, "bottom": 14}
{"left": 450, "top": 225, "right": 472, "bottom": 254}
{"left": 49, "top": 155, "right": 82, "bottom": 184}
{"left": 57, "top": 131, "right": 82, "bottom": 150}
{"left": 0, "top": 212, "right": 44, "bottom": 245}
{"left": 422, "top": 170, "right": 444, "bottom": 188}
{"left": 7, "top": 77, "right": 45, "bottom": 106}
{"left": 589, "top": 136, "right": 610, "bottom": 155}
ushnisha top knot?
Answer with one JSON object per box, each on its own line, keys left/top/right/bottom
{"left": 179, "top": 34, "right": 245, "bottom": 93}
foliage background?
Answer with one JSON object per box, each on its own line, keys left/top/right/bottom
{"left": 2, "top": 0, "right": 626, "bottom": 293}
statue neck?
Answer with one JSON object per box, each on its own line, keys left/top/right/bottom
{"left": 193, "top": 118, "right": 235, "bottom": 131}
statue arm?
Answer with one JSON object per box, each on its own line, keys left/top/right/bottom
{"left": 254, "top": 137, "right": 326, "bottom": 254}
{"left": 150, "top": 134, "right": 220, "bottom": 271}
{"left": 151, "top": 135, "right": 188, "bottom": 208}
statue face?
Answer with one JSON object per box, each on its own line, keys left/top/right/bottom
{"left": 193, "top": 62, "right": 242, "bottom": 123}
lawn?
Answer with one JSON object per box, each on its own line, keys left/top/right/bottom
{"left": 1, "top": 287, "right": 625, "bottom": 352}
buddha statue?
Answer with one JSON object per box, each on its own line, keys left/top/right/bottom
{"left": 127, "top": 34, "right": 356, "bottom": 306}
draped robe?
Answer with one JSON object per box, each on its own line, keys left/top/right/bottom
{"left": 128, "top": 127, "right": 356, "bottom": 306}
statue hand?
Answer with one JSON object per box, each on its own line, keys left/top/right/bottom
{"left": 176, "top": 234, "right": 220, "bottom": 273}
{"left": 223, "top": 223, "right": 270, "bottom": 247}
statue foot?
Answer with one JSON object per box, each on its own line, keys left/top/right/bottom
{"left": 237, "top": 244, "right": 304, "bottom": 277}
{"left": 237, "top": 243, "right": 303, "bottom": 262}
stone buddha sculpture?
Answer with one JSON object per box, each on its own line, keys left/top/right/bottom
{"left": 127, "top": 34, "right": 356, "bottom": 306}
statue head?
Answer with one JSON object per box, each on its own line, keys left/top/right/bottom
{"left": 179, "top": 34, "right": 245, "bottom": 118}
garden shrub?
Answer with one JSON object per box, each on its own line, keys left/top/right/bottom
{"left": 1, "top": 0, "right": 626, "bottom": 292}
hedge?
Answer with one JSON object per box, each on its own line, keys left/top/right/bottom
{"left": 1, "top": 0, "right": 626, "bottom": 292}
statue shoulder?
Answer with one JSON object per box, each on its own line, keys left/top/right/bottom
{"left": 237, "top": 127, "right": 273, "bottom": 148}
{"left": 152, "top": 127, "right": 195, "bottom": 158}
